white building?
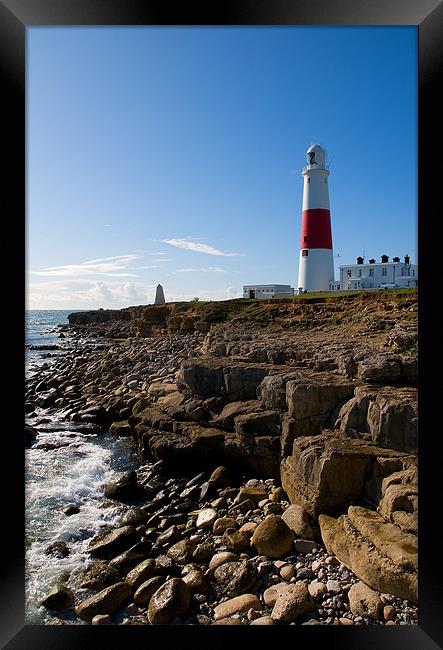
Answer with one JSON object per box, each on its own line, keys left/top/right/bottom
{"left": 243, "top": 284, "right": 294, "bottom": 299}
{"left": 339, "top": 255, "right": 418, "bottom": 290}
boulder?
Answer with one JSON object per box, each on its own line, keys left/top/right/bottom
{"left": 87, "top": 526, "right": 138, "bottom": 559}
{"left": 271, "top": 582, "right": 315, "bottom": 622}
{"left": 167, "top": 538, "right": 198, "bottom": 564}
{"left": 211, "top": 400, "right": 262, "bottom": 430}
{"left": 110, "top": 420, "right": 132, "bottom": 437}
{"left": 75, "top": 582, "right": 131, "bottom": 621}
{"left": 335, "top": 386, "right": 417, "bottom": 453}
{"left": 235, "top": 486, "right": 268, "bottom": 504}
{"left": 221, "top": 529, "right": 249, "bottom": 552}
{"left": 182, "top": 568, "right": 208, "bottom": 594}
{"left": 147, "top": 578, "right": 191, "bottom": 625}
{"left": 73, "top": 561, "right": 121, "bottom": 592}
{"left": 348, "top": 581, "right": 383, "bottom": 619}
{"left": 280, "top": 432, "right": 414, "bottom": 516}
{"left": 281, "top": 505, "right": 313, "bottom": 540}
{"left": 251, "top": 515, "right": 295, "bottom": 559}
{"left": 133, "top": 576, "right": 166, "bottom": 606}
{"left": 319, "top": 505, "right": 417, "bottom": 603}
{"left": 258, "top": 375, "right": 287, "bottom": 410}
{"left": 208, "top": 552, "right": 239, "bottom": 571}
{"left": 356, "top": 354, "right": 403, "bottom": 383}
{"left": 103, "top": 470, "right": 139, "bottom": 503}
{"left": 213, "top": 561, "right": 257, "bottom": 597}
{"left": 40, "top": 585, "right": 74, "bottom": 611}
{"left": 213, "top": 594, "right": 261, "bottom": 621}
{"left": 285, "top": 378, "right": 355, "bottom": 434}
{"left": 125, "top": 559, "right": 158, "bottom": 591}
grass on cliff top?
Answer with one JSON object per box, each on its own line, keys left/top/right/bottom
{"left": 171, "top": 288, "right": 417, "bottom": 326}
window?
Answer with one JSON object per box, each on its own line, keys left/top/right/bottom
{"left": 382, "top": 267, "right": 387, "bottom": 276}
{"left": 347, "top": 270, "right": 352, "bottom": 278}
{"left": 307, "top": 178, "right": 311, "bottom": 183}
{"left": 369, "top": 268, "right": 374, "bottom": 276}
{"left": 412, "top": 269, "right": 415, "bottom": 276}
{"left": 401, "top": 268, "right": 405, "bottom": 276}
{"left": 358, "top": 269, "right": 362, "bottom": 277}
{"left": 302, "top": 250, "right": 308, "bottom": 257}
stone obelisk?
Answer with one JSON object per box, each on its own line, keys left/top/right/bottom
{"left": 154, "top": 284, "right": 165, "bottom": 305}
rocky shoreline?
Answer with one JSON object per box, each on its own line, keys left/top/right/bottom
{"left": 25, "top": 292, "right": 418, "bottom": 626}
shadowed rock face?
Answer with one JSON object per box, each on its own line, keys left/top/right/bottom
{"left": 68, "top": 310, "right": 133, "bottom": 325}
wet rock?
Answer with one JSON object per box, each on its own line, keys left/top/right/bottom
{"left": 40, "top": 585, "right": 74, "bottom": 611}
{"left": 133, "top": 576, "right": 166, "bottom": 606}
{"left": 110, "top": 421, "right": 132, "bottom": 437}
{"left": 44, "top": 541, "right": 70, "bottom": 558}
{"left": 167, "top": 538, "right": 198, "bottom": 564}
{"left": 74, "top": 561, "right": 121, "bottom": 592}
{"left": 103, "top": 470, "right": 139, "bottom": 503}
{"left": 63, "top": 504, "right": 80, "bottom": 516}
{"left": 213, "top": 594, "right": 261, "bottom": 621}
{"left": 213, "top": 561, "right": 257, "bottom": 597}
{"left": 109, "top": 542, "right": 151, "bottom": 575}
{"left": 87, "top": 526, "right": 138, "bottom": 560}
{"left": 251, "top": 515, "right": 295, "bottom": 559}
{"left": 147, "top": 578, "right": 192, "bottom": 625}
{"left": 75, "top": 582, "right": 131, "bottom": 621}
{"left": 125, "top": 559, "right": 158, "bottom": 591}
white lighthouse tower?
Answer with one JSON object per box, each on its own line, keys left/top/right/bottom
{"left": 297, "top": 144, "right": 335, "bottom": 293}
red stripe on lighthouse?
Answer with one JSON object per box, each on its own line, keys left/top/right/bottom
{"left": 300, "top": 209, "right": 333, "bottom": 250}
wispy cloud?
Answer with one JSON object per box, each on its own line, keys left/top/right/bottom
{"left": 30, "top": 254, "right": 141, "bottom": 278}
{"left": 175, "top": 267, "right": 229, "bottom": 274}
{"left": 162, "top": 238, "right": 243, "bottom": 257}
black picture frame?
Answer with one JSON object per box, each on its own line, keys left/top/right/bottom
{"left": 3, "top": 0, "right": 442, "bottom": 648}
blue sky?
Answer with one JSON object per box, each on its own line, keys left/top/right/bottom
{"left": 27, "top": 26, "right": 417, "bottom": 309}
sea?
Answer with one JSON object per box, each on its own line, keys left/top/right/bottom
{"left": 25, "top": 310, "right": 138, "bottom": 624}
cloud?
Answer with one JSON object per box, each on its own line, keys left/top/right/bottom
{"left": 166, "top": 286, "right": 242, "bottom": 302}
{"left": 30, "top": 254, "right": 142, "bottom": 278}
{"left": 162, "top": 238, "right": 243, "bottom": 257}
{"left": 175, "top": 267, "right": 229, "bottom": 274}
{"left": 27, "top": 278, "right": 154, "bottom": 310}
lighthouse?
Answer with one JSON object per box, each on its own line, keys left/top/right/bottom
{"left": 297, "top": 144, "right": 335, "bottom": 293}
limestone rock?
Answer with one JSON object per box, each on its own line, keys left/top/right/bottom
{"left": 148, "top": 578, "right": 191, "bottom": 624}
{"left": 280, "top": 432, "right": 413, "bottom": 516}
{"left": 251, "top": 515, "right": 295, "bottom": 559}
{"left": 281, "top": 504, "right": 313, "bottom": 540}
{"left": 348, "top": 581, "right": 383, "bottom": 619}
{"left": 271, "top": 582, "right": 315, "bottom": 622}
{"left": 75, "top": 582, "right": 131, "bottom": 621}
{"left": 319, "top": 506, "right": 417, "bottom": 603}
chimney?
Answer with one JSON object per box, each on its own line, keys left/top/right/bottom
{"left": 369, "top": 258, "right": 375, "bottom": 264}
{"left": 393, "top": 256, "right": 400, "bottom": 263}
{"left": 356, "top": 256, "right": 364, "bottom": 265}
{"left": 404, "top": 255, "right": 410, "bottom": 264}
{"left": 381, "top": 254, "right": 389, "bottom": 263}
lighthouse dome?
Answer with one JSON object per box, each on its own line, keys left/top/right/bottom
{"left": 306, "top": 144, "right": 326, "bottom": 168}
